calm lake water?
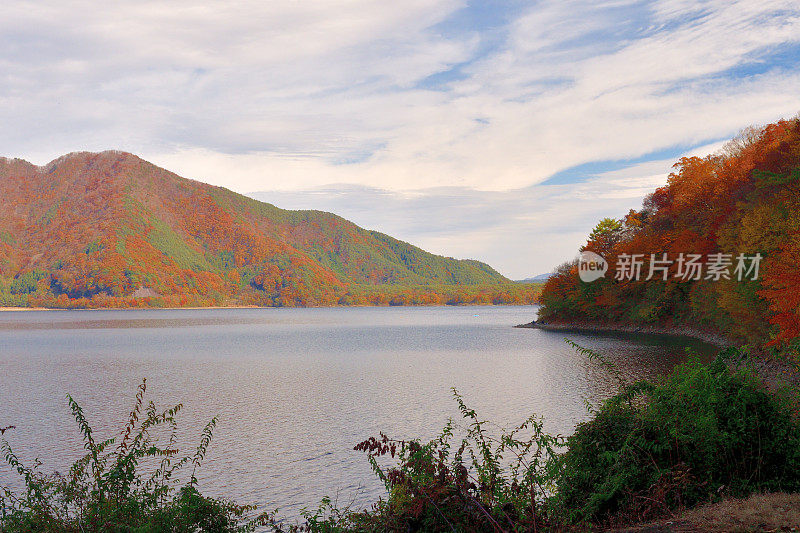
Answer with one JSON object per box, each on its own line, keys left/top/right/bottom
{"left": 0, "top": 305, "right": 716, "bottom": 519}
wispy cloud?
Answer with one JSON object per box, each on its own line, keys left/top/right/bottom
{"left": 249, "top": 145, "right": 721, "bottom": 278}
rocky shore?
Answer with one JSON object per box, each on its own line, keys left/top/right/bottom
{"left": 514, "top": 318, "right": 732, "bottom": 347}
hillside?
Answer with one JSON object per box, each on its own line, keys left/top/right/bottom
{"left": 0, "top": 151, "right": 536, "bottom": 308}
{"left": 538, "top": 118, "right": 800, "bottom": 350}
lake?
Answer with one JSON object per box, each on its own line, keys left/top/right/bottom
{"left": 0, "top": 305, "right": 716, "bottom": 520}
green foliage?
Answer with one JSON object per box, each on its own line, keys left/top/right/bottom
{"left": 753, "top": 167, "right": 800, "bottom": 189}
{"left": 0, "top": 379, "right": 268, "bottom": 532}
{"left": 10, "top": 270, "right": 48, "bottom": 295}
{"left": 83, "top": 241, "right": 104, "bottom": 255}
{"left": 147, "top": 217, "right": 213, "bottom": 272}
{"left": 38, "top": 203, "right": 60, "bottom": 226}
{"left": 368, "top": 231, "right": 506, "bottom": 285}
{"left": 551, "top": 347, "right": 800, "bottom": 525}
{"left": 0, "top": 291, "right": 29, "bottom": 307}
{"left": 583, "top": 217, "right": 624, "bottom": 254}
{"left": 4, "top": 345, "right": 798, "bottom": 532}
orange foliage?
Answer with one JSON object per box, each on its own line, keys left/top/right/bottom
{"left": 539, "top": 118, "right": 800, "bottom": 348}
{"left": 0, "top": 150, "right": 532, "bottom": 310}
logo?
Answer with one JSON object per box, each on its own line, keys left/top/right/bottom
{"left": 578, "top": 251, "right": 608, "bottom": 283}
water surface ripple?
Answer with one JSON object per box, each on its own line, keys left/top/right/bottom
{"left": 0, "top": 306, "right": 716, "bottom": 519}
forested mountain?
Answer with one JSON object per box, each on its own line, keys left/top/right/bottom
{"left": 538, "top": 118, "right": 800, "bottom": 349}
{"left": 0, "top": 151, "right": 535, "bottom": 308}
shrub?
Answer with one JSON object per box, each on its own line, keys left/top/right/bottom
{"left": 551, "top": 347, "right": 800, "bottom": 525}
{"left": 270, "top": 389, "right": 565, "bottom": 532}
{"left": 3, "top": 347, "right": 798, "bottom": 532}
{"left": 0, "top": 379, "right": 268, "bottom": 532}
{"left": 271, "top": 346, "right": 800, "bottom": 531}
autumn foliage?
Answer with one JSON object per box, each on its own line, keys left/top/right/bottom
{"left": 539, "top": 118, "right": 800, "bottom": 350}
{"left": 0, "top": 151, "right": 537, "bottom": 309}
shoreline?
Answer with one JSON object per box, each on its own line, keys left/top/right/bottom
{"left": 514, "top": 319, "right": 732, "bottom": 347}
{"left": 0, "top": 302, "right": 539, "bottom": 313}
{"left": 0, "top": 305, "right": 262, "bottom": 312}
{"left": 515, "top": 319, "right": 800, "bottom": 390}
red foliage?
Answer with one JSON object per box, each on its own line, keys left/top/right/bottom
{"left": 1, "top": 151, "right": 528, "bottom": 309}
{"left": 539, "top": 118, "right": 800, "bottom": 348}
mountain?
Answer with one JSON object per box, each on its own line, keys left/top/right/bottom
{"left": 0, "top": 151, "right": 537, "bottom": 308}
{"left": 537, "top": 118, "right": 800, "bottom": 349}
{"left": 515, "top": 274, "right": 553, "bottom": 283}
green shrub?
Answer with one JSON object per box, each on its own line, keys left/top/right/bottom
{"left": 3, "top": 347, "right": 798, "bottom": 532}
{"left": 0, "top": 379, "right": 268, "bottom": 532}
{"left": 551, "top": 347, "right": 800, "bottom": 525}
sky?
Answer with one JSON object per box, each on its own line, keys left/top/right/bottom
{"left": 3, "top": 1, "right": 800, "bottom": 277}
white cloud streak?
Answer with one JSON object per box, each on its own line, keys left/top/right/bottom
{"left": 249, "top": 146, "right": 723, "bottom": 278}
{"left": 3, "top": 0, "right": 799, "bottom": 188}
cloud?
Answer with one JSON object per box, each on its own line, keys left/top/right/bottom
{"left": 1, "top": 1, "right": 471, "bottom": 160}
{"left": 3, "top": 0, "right": 800, "bottom": 273}
{"left": 248, "top": 149, "right": 710, "bottom": 278}
{"left": 144, "top": 1, "right": 800, "bottom": 191}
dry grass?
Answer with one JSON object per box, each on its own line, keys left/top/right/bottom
{"left": 613, "top": 493, "right": 800, "bottom": 532}
{"left": 682, "top": 493, "right": 800, "bottom": 532}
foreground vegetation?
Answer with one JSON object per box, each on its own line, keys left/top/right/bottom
{"left": 1, "top": 380, "right": 270, "bottom": 532}
{"left": 2, "top": 346, "right": 799, "bottom": 532}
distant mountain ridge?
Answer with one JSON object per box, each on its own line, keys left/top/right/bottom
{"left": 0, "top": 151, "right": 536, "bottom": 308}
{"left": 515, "top": 274, "right": 553, "bottom": 283}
